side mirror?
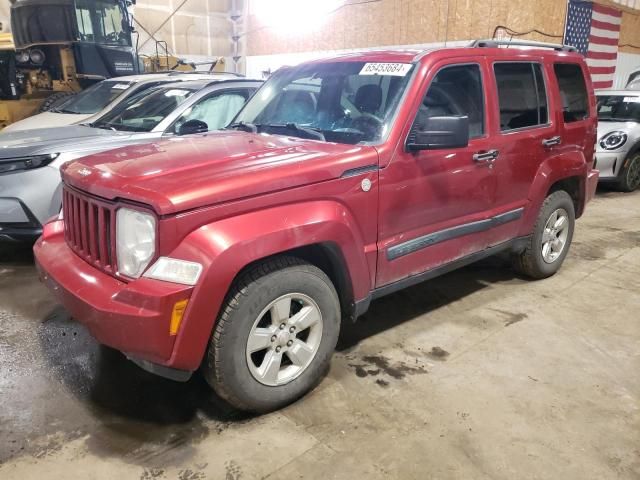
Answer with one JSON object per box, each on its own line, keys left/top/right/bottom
{"left": 178, "top": 119, "right": 208, "bottom": 136}
{"left": 407, "top": 115, "right": 469, "bottom": 151}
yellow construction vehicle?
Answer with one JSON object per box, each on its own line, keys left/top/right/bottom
{"left": 0, "top": 0, "right": 228, "bottom": 129}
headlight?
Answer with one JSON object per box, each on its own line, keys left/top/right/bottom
{"left": 144, "top": 257, "right": 203, "bottom": 286}
{"left": 116, "top": 208, "right": 156, "bottom": 278}
{"left": 600, "top": 131, "right": 628, "bottom": 150}
{"left": 0, "top": 153, "right": 59, "bottom": 174}
{"left": 29, "top": 48, "right": 45, "bottom": 65}
{"left": 15, "top": 50, "right": 30, "bottom": 63}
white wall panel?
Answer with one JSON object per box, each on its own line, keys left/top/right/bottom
{"left": 614, "top": 51, "right": 640, "bottom": 87}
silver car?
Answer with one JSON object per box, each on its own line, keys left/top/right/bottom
{"left": 2, "top": 72, "right": 233, "bottom": 132}
{"left": 596, "top": 90, "right": 640, "bottom": 192}
{"left": 0, "top": 78, "right": 261, "bottom": 241}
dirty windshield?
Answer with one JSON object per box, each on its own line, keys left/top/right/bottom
{"left": 231, "top": 61, "right": 415, "bottom": 144}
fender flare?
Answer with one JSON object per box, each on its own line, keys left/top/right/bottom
{"left": 165, "top": 200, "right": 372, "bottom": 370}
{"left": 519, "top": 150, "right": 588, "bottom": 235}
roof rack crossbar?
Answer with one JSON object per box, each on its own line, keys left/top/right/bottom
{"left": 469, "top": 39, "right": 577, "bottom": 53}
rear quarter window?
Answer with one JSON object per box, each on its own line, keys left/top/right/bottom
{"left": 553, "top": 63, "right": 589, "bottom": 123}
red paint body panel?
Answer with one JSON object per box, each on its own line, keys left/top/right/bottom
{"left": 34, "top": 221, "right": 192, "bottom": 364}
{"left": 36, "top": 46, "right": 598, "bottom": 374}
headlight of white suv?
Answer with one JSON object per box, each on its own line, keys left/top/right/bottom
{"left": 599, "top": 131, "right": 628, "bottom": 150}
{"left": 116, "top": 207, "right": 156, "bottom": 278}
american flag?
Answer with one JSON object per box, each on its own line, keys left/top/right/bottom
{"left": 564, "top": 0, "right": 622, "bottom": 89}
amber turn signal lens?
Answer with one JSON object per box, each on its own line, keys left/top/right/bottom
{"left": 170, "top": 299, "right": 189, "bottom": 336}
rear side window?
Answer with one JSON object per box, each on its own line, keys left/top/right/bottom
{"left": 494, "top": 63, "right": 548, "bottom": 131}
{"left": 418, "top": 64, "right": 485, "bottom": 138}
{"left": 553, "top": 63, "right": 589, "bottom": 123}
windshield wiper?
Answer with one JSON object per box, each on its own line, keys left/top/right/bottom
{"left": 227, "top": 121, "right": 259, "bottom": 133}
{"left": 89, "top": 122, "right": 118, "bottom": 132}
{"left": 262, "top": 123, "right": 326, "bottom": 141}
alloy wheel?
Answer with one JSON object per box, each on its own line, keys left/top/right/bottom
{"left": 245, "top": 293, "right": 323, "bottom": 386}
{"left": 541, "top": 208, "right": 570, "bottom": 264}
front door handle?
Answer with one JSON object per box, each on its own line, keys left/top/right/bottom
{"left": 542, "top": 136, "right": 562, "bottom": 147}
{"left": 473, "top": 149, "right": 500, "bottom": 163}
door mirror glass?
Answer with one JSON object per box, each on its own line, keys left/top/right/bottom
{"left": 407, "top": 115, "right": 469, "bottom": 151}
{"left": 177, "top": 119, "right": 208, "bottom": 136}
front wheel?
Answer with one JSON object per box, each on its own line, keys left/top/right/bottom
{"left": 617, "top": 152, "right": 640, "bottom": 192}
{"left": 203, "top": 256, "right": 341, "bottom": 413}
{"left": 512, "top": 190, "right": 575, "bottom": 279}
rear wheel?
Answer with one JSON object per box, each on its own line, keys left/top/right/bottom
{"left": 39, "top": 92, "right": 75, "bottom": 112}
{"left": 203, "top": 256, "right": 340, "bottom": 413}
{"left": 617, "top": 152, "right": 640, "bottom": 192}
{"left": 512, "top": 190, "right": 575, "bottom": 279}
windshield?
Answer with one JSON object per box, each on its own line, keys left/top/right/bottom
{"left": 597, "top": 95, "right": 640, "bottom": 122}
{"left": 54, "top": 80, "right": 134, "bottom": 114}
{"left": 11, "top": 3, "right": 76, "bottom": 47}
{"left": 75, "top": 0, "right": 131, "bottom": 46}
{"left": 92, "top": 86, "right": 194, "bottom": 132}
{"left": 232, "top": 61, "right": 415, "bottom": 144}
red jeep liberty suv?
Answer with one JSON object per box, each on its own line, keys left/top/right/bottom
{"left": 35, "top": 40, "right": 599, "bottom": 412}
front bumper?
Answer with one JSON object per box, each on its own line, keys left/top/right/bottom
{"left": 0, "top": 165, "right": 62, "bottom": 232}
{"left": 34, "top": 219, "right": 195, "bottom": 376}
{"left": 595, "top": 151, "right": 625, "bottom": 181}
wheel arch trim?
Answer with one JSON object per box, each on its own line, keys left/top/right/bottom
{"left": 163, "top": 200, "right": 372, "bottom": 371}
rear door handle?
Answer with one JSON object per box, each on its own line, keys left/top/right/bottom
{"left": 542, "top": 136, "right": 562, "bottom": 147}
{"left": 473, "top": 149, "right": 499, "bottom": 163}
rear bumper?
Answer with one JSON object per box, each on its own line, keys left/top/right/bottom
{"left": 586, "top": 169, "right": 599, "bottom": 203}
{"left": 34, "top": 220, "right": 195, "bottom": 375}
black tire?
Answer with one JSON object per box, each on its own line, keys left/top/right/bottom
{"left": 512, "top": 190, "right": 575, "bottom": 280}
{"left": 616, "top": 152, "right": 640, "bottom": 193}
{"left": 203, "top": 256, "right": 341, "bottom": 413}
{"left": 39, "top": 92, "right": 75, "bottom": 113}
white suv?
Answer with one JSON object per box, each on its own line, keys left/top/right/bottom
{"left": 2, "top": 72, "right": 239, "bottom": 132}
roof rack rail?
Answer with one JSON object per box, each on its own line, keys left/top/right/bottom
{"left": 469, "top": 39, "right": 577, "bottom": 53}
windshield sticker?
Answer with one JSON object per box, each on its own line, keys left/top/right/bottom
{"left": 112, "top": 83, "right": 130, "bottom": 90}
{"left": 623, "top": 96, "right": 640, "bottom": 103}
{"left": 359, "top": 63, "right": 412, "bottom": 77}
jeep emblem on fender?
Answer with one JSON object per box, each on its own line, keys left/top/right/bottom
{"left": 361, "top": 178, "right": 372, "bottom": 192}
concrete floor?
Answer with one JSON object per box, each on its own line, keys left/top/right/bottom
{"left": 0, "top": 188, "right": 639, "bottom": 480}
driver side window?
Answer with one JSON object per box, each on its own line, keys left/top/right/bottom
{"left": 415, "top": 64, "right": 485, "bottom": 139}
{"left": 173, "top": 90, "right": 251, "bottom": 133}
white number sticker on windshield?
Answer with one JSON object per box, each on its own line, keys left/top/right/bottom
{"left": 623, "top": 96, "right": 640, "bottom": 103}
{"left": 359, "top": 63, "right": 412, "bottom": 77}
{"left": 112, "top": 83, "right": 130, "bottom": 90}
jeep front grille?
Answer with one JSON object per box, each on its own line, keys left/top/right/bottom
{"left": 63, "top": 186, "right": 117, "bottom": 274}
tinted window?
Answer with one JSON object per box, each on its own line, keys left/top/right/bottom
{"left": 494, "top": 63, "right": 548, "bottom": 131}
{"left": 416, "top": 64, "right": 485, "bottom": 138}
{"left": 554, "top": 63, "right": 589, "bottom": 123}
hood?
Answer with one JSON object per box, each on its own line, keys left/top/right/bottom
{"left": 62, "top": 131, "right": 379, "bottom": 215}
{"left": 596, "top": 120, "right": 640, "bottom": 150}
{"left": 1, "top": 112, "right": 91, "bottom": 133}
{"left": 0, "top": 125, "right": 139, "bottom": 160}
